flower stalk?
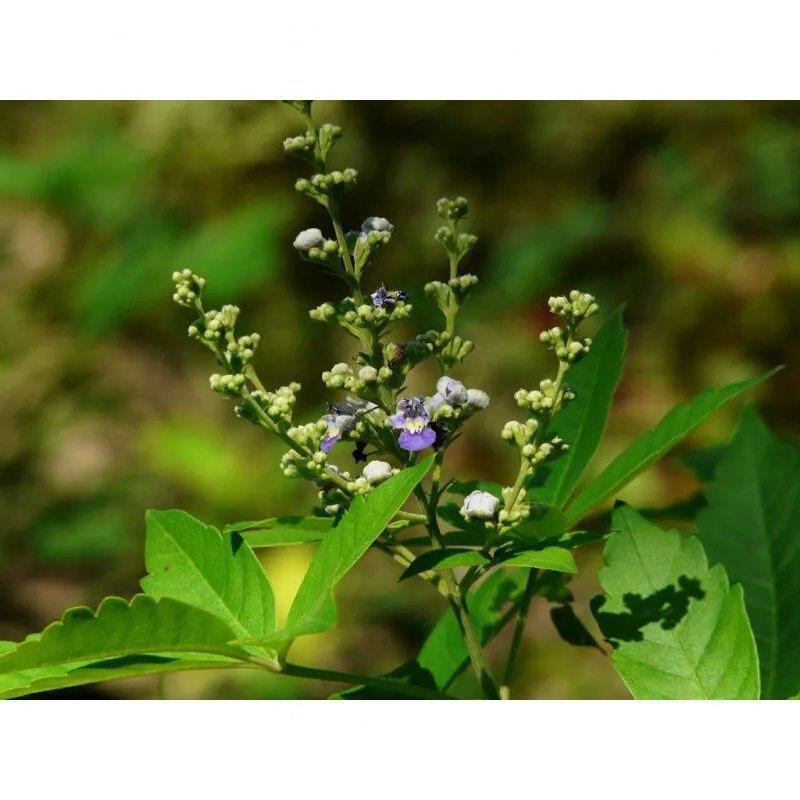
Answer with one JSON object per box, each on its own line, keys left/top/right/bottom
{"left": 171, "top": 100, "right": 600, "bottom": 699}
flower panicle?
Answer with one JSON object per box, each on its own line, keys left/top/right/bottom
{"left": 173, "top": 103, "right": 602, "bottom": 545}
{"left": 490, "top": 290, "right": 600, "bottom": 533}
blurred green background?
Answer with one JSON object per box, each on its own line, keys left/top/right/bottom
{"left": 0, "top": 101, "right": 797, "bottom": 699}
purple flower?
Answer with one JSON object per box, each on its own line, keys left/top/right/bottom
{"left": 371, "top": 284, "right": 390, "bottom": 307}
{"left": 389, "top": 396, "right": 437, "bottom": 452}
{"left": 371, "top": 283, "right": 409, "bottom": 308}
{"left": 320, "top": 411, "right": 356, "bottom": 453}
{"left": 320, "top": 398, "right": 376, "bottom": 453}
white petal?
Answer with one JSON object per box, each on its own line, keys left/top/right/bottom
{"left": 363, "top": 460, "right": 393, "bottom": 484}
{"left": 466, "top": 389, "right": 490, "bottom": 409}
{"left": 293, "top": 228, "right": 325, "bottom": 251}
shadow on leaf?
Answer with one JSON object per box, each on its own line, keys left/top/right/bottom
{"left": 591, "top": 576, "right": 705, "bottom": 647}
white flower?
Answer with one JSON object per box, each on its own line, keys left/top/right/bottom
{"left": 436, "top": 376, "right": 468, "bottom": 407}
{"left": 362, "top": 216, "right": 394, "bottom": 234}
{"left": 466, "top": 388, "right": 490, "bottom": 409}
{"left": 293, "top": 228, "right": 325, "bottom": 252}
{"left": 362, "top": 460, "right": 393, "bottom": 485}
{"left": 460, "top": 490, "right": 500, "bottom": 521}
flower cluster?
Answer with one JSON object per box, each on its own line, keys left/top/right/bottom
{"left": 464, "top": 290, "right": 599, "bottom": 532}
{"left": 171, "top": 101, "right": 595, "bottom": 545}
{"left": 165, "top": 100, "right": 609, "bottom": 701}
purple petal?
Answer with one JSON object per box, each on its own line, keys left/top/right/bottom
{"left": 398, "top": 426, "right": 437, "bottom": 452}
{"left": 320, "top": 433, "right": 340, "bottom": 453}
{"left": 389, "top": 413, "right": 405, "bottom": 429}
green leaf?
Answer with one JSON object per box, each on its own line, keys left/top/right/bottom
{"left": 499, "top": 546, "right": 577, "bottom": 573}
{"left": 0, "top": 595, "right": 249, "bottom": 699}
{"left": 141, "top": 509, "right": 276, "bottom": 644}
{"left": 680, "top": 443, "right": 729, "bottom": 482}
{"left": 415, "top": 571, "right": 525, "bottom": 691}
{"left": 223, "top": 516, "right": 334, "bottom": 547}
{"left": 244, "top": 457, "right": 434, "bottom": 648}
{"left": 531, "top": 306, "right": 627, "bottom": 507}
{"left": 696, "top": 407, "right": 800, "bottom": 699}
{"left": 550, "top": 604, "right": 602, "bottom": 650}
{"left": 337, "top": 570, "right": 526, "bottom": 698}
{"left": 399, "top": 549, "right": 489, "bottom": 581}
{"left": 593, "top": 504, "right": 760, "bottom": 699}
{"left": 564, "top": 369, "right": 779, "bottom": 526}
{"left": 398, "top": 529, "right": 487, "bottom": 548}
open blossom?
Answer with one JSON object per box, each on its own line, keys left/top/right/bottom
{"left": 320, "top": 410, "right": 356, "bottom": 453}
{"left": 370, "top": 283, "right": 409, "bottom": 308}
{"left": 437, "top": 376, "right": 468, "bottom": 406}
{"left": 320, "top": 398, "right": 376, "bottom": 452}
{"left": 293, "top": 228, "right": 325, "bottom": 252}
{"left": 460, "top": 490, "right": 500, "bottom": 521}
{"left": 390, "top": 396, "right": 437, "bottom": 451}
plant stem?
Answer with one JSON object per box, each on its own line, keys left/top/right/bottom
{"left": 372, "top": 540, "right": 450, "bottom": 597}
{"left": 417, "top": 455, "right": 499, "bottom": 699}
{"left": 280, "top": 661, "right": 452, "bottom": 700}
{"left": 499, "top": 569, "right": 538, "bottom": 699}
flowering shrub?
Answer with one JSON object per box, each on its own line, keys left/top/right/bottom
{"left": 0, "top": 101, "right": 794, "bottom": 700}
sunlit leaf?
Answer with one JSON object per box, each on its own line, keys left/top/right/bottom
{"left": 593, "top": 504, "right": 760, "bottom": 699}
{"left": 241, "top": 457, "right": 434, "bottom": 648}
{"left": 0, "top": 595, "right": 249, "bottom": 700}
{"left": 141, "top": 509, "right": 276, "bottom": 645}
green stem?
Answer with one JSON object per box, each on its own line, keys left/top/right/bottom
{"left": 417, "top": 459, "right": 499, "bottom": 699}
{"left": 499, "top": 569, "right": 538, "bottom": 699}
{"left": 372, "top": 540, "right": 449, "bottom": 597}
{"left": 280, "top": 661, "right": 452, "bottom": 700}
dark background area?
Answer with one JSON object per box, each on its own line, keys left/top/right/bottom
{"left": 0, "top": 101, "right": 796, "bottom": 698}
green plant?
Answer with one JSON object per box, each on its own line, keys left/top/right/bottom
{"left": 0, "top": 101, "right": 789, "bottom": 700}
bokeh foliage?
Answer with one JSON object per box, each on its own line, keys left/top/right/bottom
{"left": 0, "top": 101, "right": 796, "bottom": 698}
